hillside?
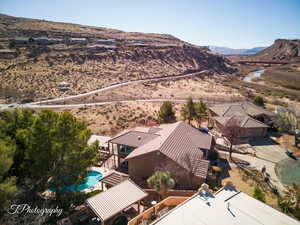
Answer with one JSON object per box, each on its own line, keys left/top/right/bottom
{"left": 0, "top": 14, "right": 236, "bottom": 103}
{"left": 248, "top": 39, "right": 300, "bottom": 61}
{"left": 210, "top": 46, "right": 265, "bottom": 56}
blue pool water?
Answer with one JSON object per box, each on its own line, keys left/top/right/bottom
{"left": 50, "top": 170, "right": 103, "bottom": 192}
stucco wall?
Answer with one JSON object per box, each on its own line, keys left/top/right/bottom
{"left": 128, "top": 151, "right": 204, "bottom": 189}
{"left": 214, "top": 120, "right": 267, "bottom": 138}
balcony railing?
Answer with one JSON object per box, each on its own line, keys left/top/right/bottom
{"left": 128, "top": 196, "right": 189, "bottom": 225}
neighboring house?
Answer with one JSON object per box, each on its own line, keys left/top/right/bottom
{"left": 0, "top": 49, "right": 17, "bottom": 59}
{"left": 133, "top": 183, "right": 300, "bottom": 225}
{"left": 96, "top": 39, "right": 115, "bottom": 45}
{"left": 108, "top": 121, "right": 215, "bottom": 189}
{"left": 35, "top": 37, "right": 62, "bottom": 45}
{"left": 208, "top": 101, "right": 275, "bottom": 138}
{"left": 11, "top": 37, "right": 34, "bottom": 45}
{"left": 67, "top": 38, "right": 87, "bottom": 45}
{"left": 214, "top": 115, "right": 269, "bottom": 139}
{"left": 58, "top": 81, "right": 71, "bottom": 87}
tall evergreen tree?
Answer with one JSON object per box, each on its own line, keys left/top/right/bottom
{"left": 0, "top": 137, "right": 17, "bottom": 212}
{"left": 0, "top": 110, "right": 99, "bottom": 210}
{"left": 194, "top": 99, "right": 208, "bottom": 127}
{"left": 157, "top": 101, "right": 176, "bottom": 124}
{"left": 180, "top": 97, "right": 196, "bottom": 124}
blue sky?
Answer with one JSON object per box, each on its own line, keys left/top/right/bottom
{"left": 1, "top": 0, "right": 299, "bottom": 48}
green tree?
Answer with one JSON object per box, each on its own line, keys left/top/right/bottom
{"left": 252, "top": 96, "right": 265, "bottom": 108}
{"left": 157, "top": 101, "right": 176, "bottom": 124}
{"left": 0, "top": 109, "right": 35, "bottom": 183}
{"left": 0, "top": 138, "right": 17, "bottom": 212}
{"left": 147, "top": 171, "right": 175, "bottom": 200}
{"left": 23, "top": 111, "right": 99, "bottom": 206}
{"left": 253, "top": 186, "right": 266, "bottom": 202}
{"left": 180, "top": 97, "right": 196, "bottom": 124}
{"left": 194, "top": 99, "right": 208, "bottom": 127}
{"left": 0, "top": 110, "right": 99, "bottom": 210}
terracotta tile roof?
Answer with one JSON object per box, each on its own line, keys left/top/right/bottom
{"left": 125, "top": 121, "right": 212, "bottom": 178}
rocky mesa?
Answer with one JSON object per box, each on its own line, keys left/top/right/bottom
{"left": 0, "top": 14, "right": 236, "bottom": 103}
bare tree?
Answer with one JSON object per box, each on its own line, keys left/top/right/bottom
{"left": 275, "top": 107, "right": 300, "bottom": 147}
{"left": 223, "top": 117, "right": 244, "bottom": 161}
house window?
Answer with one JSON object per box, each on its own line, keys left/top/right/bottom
{"left": 119, "top": 145, "right": 134, "bottom": 155}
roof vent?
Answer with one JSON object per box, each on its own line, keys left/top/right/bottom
{"left": 137, "top": 136, "right": 141, "bottom": 141}
{"left": 198, "top": 183, "right": 209, "bottom": 194}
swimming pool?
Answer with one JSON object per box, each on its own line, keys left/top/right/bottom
{"left": 50, "top": 170, "right": 103, "bottom": 192}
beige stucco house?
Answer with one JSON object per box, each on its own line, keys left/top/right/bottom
{"left": 208, "top": 101, "right": 275, "bottom": 139}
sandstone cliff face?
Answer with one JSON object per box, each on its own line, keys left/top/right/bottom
{"left": 249, "top": 39, "right": 300, "bottom": 61}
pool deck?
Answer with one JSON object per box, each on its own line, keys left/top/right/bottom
{"left": 83, "top": 166, "right": 116, "bottom": 193}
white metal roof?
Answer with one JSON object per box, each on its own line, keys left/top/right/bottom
{"left": 86, "top": 180, "right": 147, "bottom": 221}
{"left": 88, "top": 135, "right": 111, "bottom": 147}
{"left": 152, "top": 186, "right": 300, "bottom": 225}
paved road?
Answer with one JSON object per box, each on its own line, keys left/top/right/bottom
{"left": 1, "top": 70, "right": 210, "bottom": 110}
{"left": 8, "top": 99, "right": 187, "bottom": 109}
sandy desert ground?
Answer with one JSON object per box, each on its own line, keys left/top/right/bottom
{"left": 64, "top": 75, "right": 244, "bottom": 104}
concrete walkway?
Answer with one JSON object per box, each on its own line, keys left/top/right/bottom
{"left": 224, "top": 138, "right": 289, "bottom": 194}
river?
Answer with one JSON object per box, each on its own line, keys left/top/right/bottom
{"left": 243, "top": 69, "right": 265, "bottom": 82}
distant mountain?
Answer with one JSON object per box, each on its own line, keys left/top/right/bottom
{"left": 209, "top": 46, "right": 265, "bottom": 56}
{"left": 247, "top": 39, "right": 300, "bottom": 61}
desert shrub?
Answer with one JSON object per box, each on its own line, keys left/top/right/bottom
{"left": 278, "top": 197, "right": 293, "bottom": 213}
{"left": 252, "top": 96, "right": 265, "bottom": 108}
{"left": 253, "top": 186, "right": 266, "bottom": 202}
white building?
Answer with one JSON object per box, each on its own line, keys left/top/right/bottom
{"left": 151, "top": 184, "right": 300, "bottom": 225}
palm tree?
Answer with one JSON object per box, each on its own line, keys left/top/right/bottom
{"left": 147, "top": 171, "right": 175, "bottom": 200}
{"left": 194, "top": 99, "right": 208, "bottom": 128}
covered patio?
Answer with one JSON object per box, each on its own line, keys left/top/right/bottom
{"left": 86, "top": 180, "right": 148, "bottom": 225}
{"left": 100, "top": 171, "right": 129, "bottom": 189}
{"left": 107, "top": 129, "right": 159, "bottom": 170}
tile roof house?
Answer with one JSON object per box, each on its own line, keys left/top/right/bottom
{"left": 209, "top": 102, "right": 275, "bottom": 139}
{"left": 108, "top": 121, "right": 215, "bottom": 189}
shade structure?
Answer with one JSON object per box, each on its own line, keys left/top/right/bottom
{"left": 86, "top": 180, "right": 147, "bottom": 222}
